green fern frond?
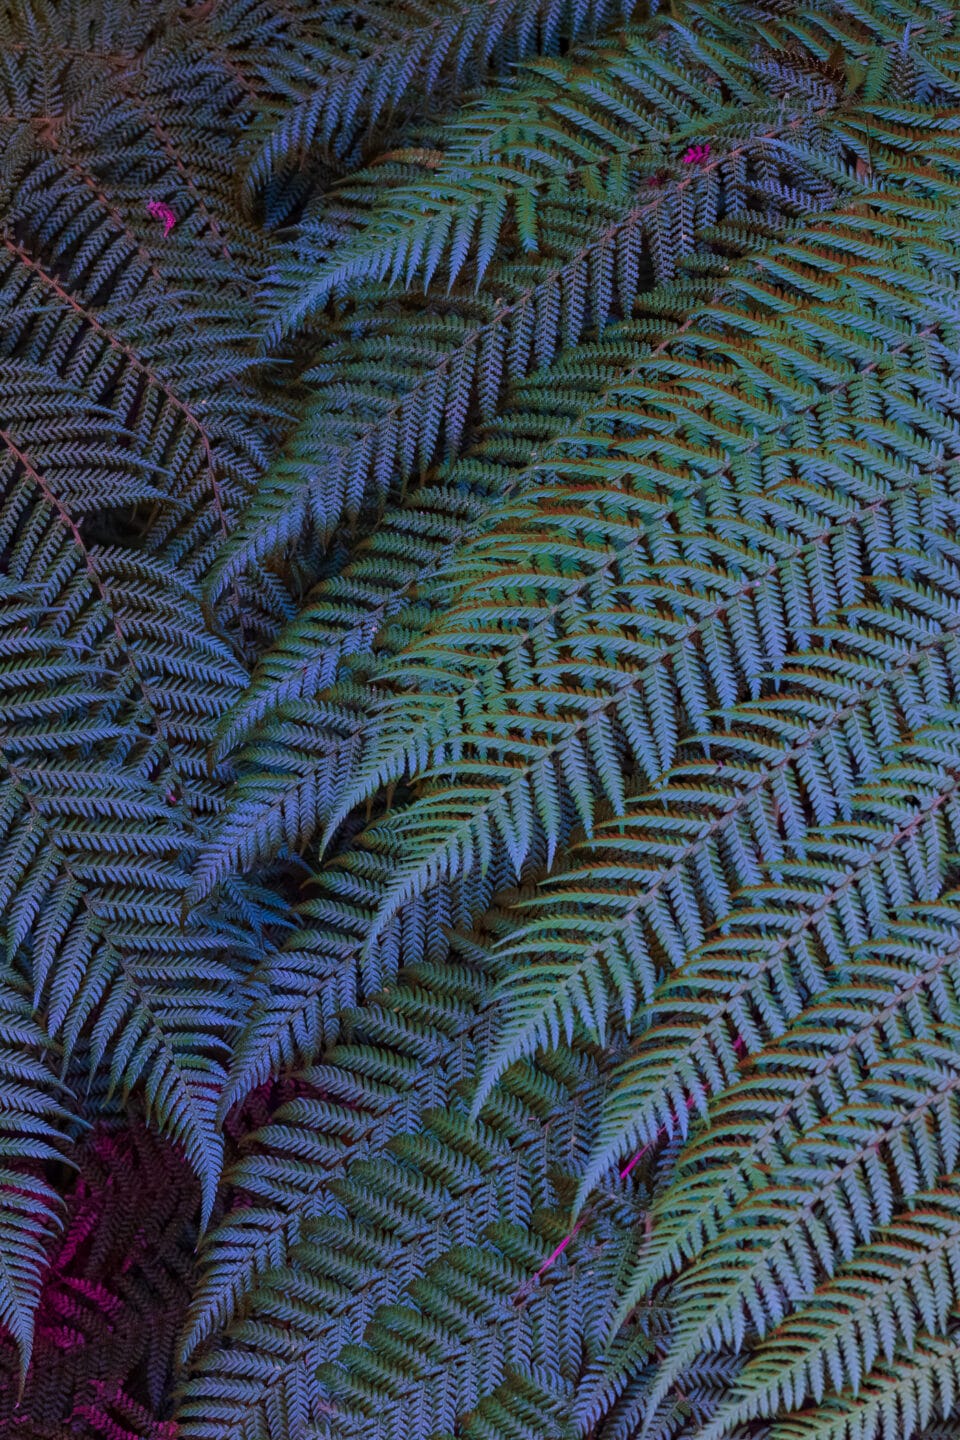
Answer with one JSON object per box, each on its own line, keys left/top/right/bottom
{"left": 598, "top": 880, "right": 960, "bottom": 1432}
{"left": 261, "top": 22, "right": 785, "bottom": 336}
{"left": 764, "top": 1331, "right": 960, "bottom": 1440}
{"left": 698, "top": 1186, "right": 960, "bottom": 1437}
{"left": 195, "top": 286, "right": 717, "bottom": 885}
{"left": 311, "top": 229, "right": 960, "bottom": 964}
{"left": 321, "top": 192, "right": 960, "bottom": 824}
{"left": 199, "top": 179, "right": 960, "bottom": 908}
{"left": 207, "top": 0, "right": 903, "bottom": 602}
{"left": 469, "top": 527, "right": 960, "bottom": 1115}
{"left": 199, "top": 184, "right": 960, "bottom": 1099}
{"left": 579, "top": 671, "right": 960, "bottom": 1199}
{"left": 199, "top": 173, "right": 960, "bottom": 897}
{"left": 615, "top": 885, "right": 960, "bottom": 1315}
{"left": 206, "top": 391, "right": 580, "bottom": 767}
{"left": 639, "top": 1028, "right": 960, "bottom": 1427}
{"left": 193, "top": 413, "right": 564, "bottom": 895}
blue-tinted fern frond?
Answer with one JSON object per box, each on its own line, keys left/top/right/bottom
{"left": 198, "top": 182, "right": 960, "bottom": 1104}
{"left": 195, "top": 291, "right": 714, "bottom": 889}
{"left": 0, "top": 16, "right": 298, "bottom": 653}
{"left": 697, "top": 1186, "right": 960, "bottom": 1438}
{"left": 206, "top": 1, "right": 892, "bottom": 602}
{"left": 467, "top": 506, "right": 960, "bottom": 1112}
{"left": 637, "top": 1028, "right": 960, "bottom": 1429}
{"left": 0, "top": 367, "right": 276, "bottom": 1226}
{"left": 0, "top": 884, "right": 74, "bottom": 1389}
{"left": 241, "top": 0, "right": 656, "bottom": 190}
{"left": 581, "top": 692, "right": 960, "bottom": 1202}
{"left": 176, "top": 922, "right": 648, "bottom": 1440}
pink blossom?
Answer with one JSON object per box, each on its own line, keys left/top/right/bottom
{"left": 145, "top": 200, "right": 177, "bottom": 236}
{"left": 681, "top": 142, "right": 711, "bottom": 166}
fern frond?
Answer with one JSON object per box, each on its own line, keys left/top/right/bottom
{"left": 639, "top": 1027, "right": 960, "bottom": 1427}
{"left": 326, "top": 197, "right": 958, "bottom": 813}
{"left": 614, "top": 886, "right": 960, "bottom": 1324}
{"left": 10, "top": 2, "right": 960, "bottom": 1433}
{"left": 241, "top": 0, "right": 652, "bottom": 186}
{"left": 198, "top": 179, "right": 960, "bottom": 906}
{"left": 216, "top": 805, "right": 525, "bottom": 1108}
{"left": 262, "top": 21, "right": 793, "bottom": 336}
{"left": 261, "top": 9, "right": 960, "bottom": 345}
{"left": 0, "top": 947, "right": 72, "bottom": 1388}
{"left": 0, "top": 595, "right": 76, "bottom": 1388}
{"left": 598, "top": 887, "right": 960, "bottom": 1431}
{"left": 207, "top": 2, "right": 892, "bottom": 599}
{"left": 176, "top": 931, "right": 643, "bottom": 1440}
{"left": 579, "top": 656, "right": 960, "bottom": 1200}
{"left": 470, "top": 525, "right": 960, "bottom": 1114}
{"left": 0, "top": 367, "right": 273, "bottom": 1223}
{"left": 196, "top": 282, "right": 722, "bottom": 885}
{"left": 199, "top": 186, "right": 960, "bottom": 1102}
{"left": 764, "top": 1331, "right": 960, "bottom": 1440}
{"left": 313, "top": 212, "right": 960, "bottom": 959}
{"left": 207, "top": 387, "right": 584, "bottom": 766}
{"left": 177, "top": 930, "right": 499, "bottom": 1370}
{"left": 698, "top": 1186, "right": 960, "bottom": 1437}
{"left": 0, "top": 16, "right": 298, "bottom": 647}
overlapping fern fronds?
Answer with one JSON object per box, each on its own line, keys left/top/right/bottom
{"left": 7, "top": 1, "right": 960, "bottom": 1438}
{"left": 209, "top": 7, "right": 863, "bottom": 599}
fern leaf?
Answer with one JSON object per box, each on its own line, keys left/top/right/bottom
{"left": 581, "top": 691, "right": 960, "bottom": 1200}
{"left": 208, "top": 10, "right": 876, "bottom": 598}
{"left": 0, "top": 370, "right": 268, "bottom": 1223}
{"left": 764, "top": 1333, "right": 960, "bottom": 1440}
{"left": 698, "top": 1186, "right": 960, "bottom": 1437}
{"left": 177, "top": 929, "right": 642, "bottom": 1440}
{"left": 0, "top": 954, "right": 71, "bottom": 1388}
{"left": 640, "top": 1029, "right": 960, "bottom": 1428}
{"left": 261, "top": 25, "right": 772, "bottom": 338}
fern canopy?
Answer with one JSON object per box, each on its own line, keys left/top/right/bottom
{"left": 4, "top": 2, "right": 960, "bottom": 1439}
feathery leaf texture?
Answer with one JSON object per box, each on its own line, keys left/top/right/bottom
{"left": 7, "top": 2, "right": 960, "bottom": 1439}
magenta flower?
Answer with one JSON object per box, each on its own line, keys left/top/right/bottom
{"left": 681, "top": 142, "right": 711, "bottom": 165}
{"left": 145, "top": 200, "right": 177, "bottom": 236}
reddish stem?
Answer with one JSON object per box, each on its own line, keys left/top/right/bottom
{"left": 515, "top": 1034, "right": 747, "bottom": 1302}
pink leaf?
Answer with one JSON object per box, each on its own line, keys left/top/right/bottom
{"left": 681, "top": 142, "right": 711, "bottom": 165}
{"left": 145, "top": 201, "right": 177, "bottom": 236}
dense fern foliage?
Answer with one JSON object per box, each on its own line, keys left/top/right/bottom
{"left": 4, "top": 0, "right": 960, "bottom": 1436}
